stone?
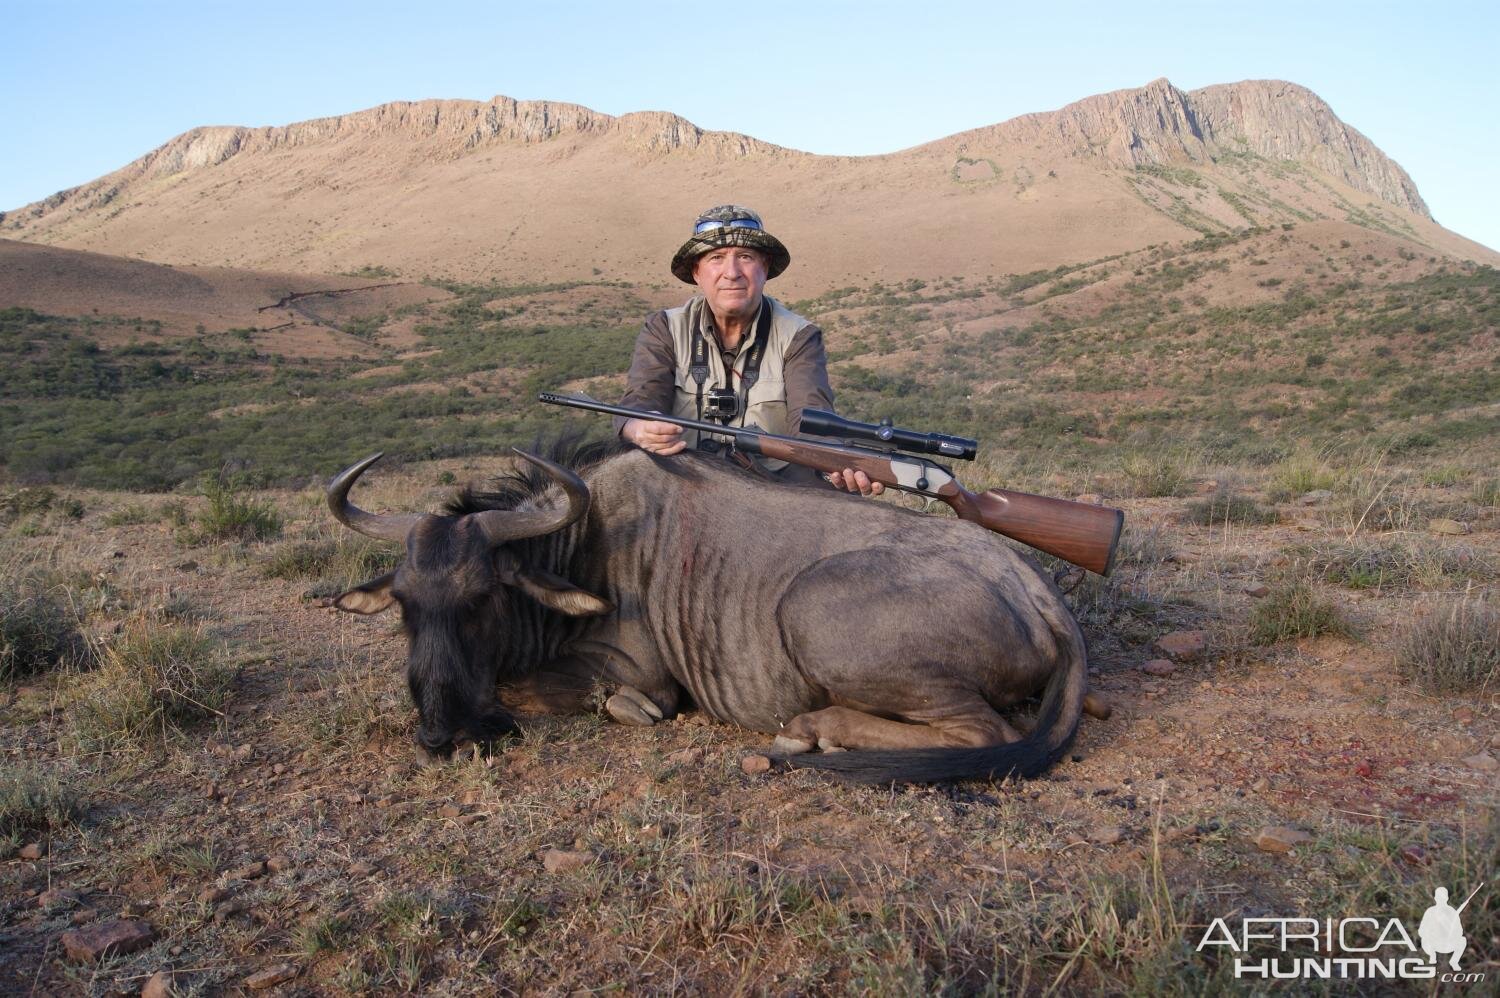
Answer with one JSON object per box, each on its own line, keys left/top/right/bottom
{"left": 740, "top": 754, "right": 772, "bottom": 775}
{"left": 228, "top": 861, "right": 266, "bottom": 881}
{"left": 1154, "top": 630, "right": 1207, "bottom": 662}
{"left": 1453, "top": 707, "right": 1475, "bottom": 725}
{"left": 71, "top": 908, "right": 98, "bottom": 925}
{"left": 1090, "top": 825, "right": 1126, "bottom": 846}
{"left": 1462, "top": 753, "right": 1498, "bottom": 773}
{"left": 18, "top": 842, "right": 44, "bottom": 861}
{"left": 349, "top": 861, "right": 376, "bottom": 877}
{"left": 38, "top": 889, "right": 81, "bottom": 910}
{"left": 197, "top": 886, "right": 229, "bottom": 905}
{"left": 1245, "top": 584, "right": 1270, "bottom": 598}
{"left": 1427, "top": 518, "right": 1470, "bottom": 536}
{"left": 1075, "top": 493, "right": 1103, "bottom": 505}
{"left": 1299, "top": 490, "right": 1333, "bottom": 505}
{"left": 266, "top": 855, "right": 294, "bottom": 873}
{"left": 61, "top": 920, "right": 156, "bottom": 962}
{"left": 1398, "top": 844, "right": 1431, "bottom": 866}
{"left": 667, "top": 746, "right": 705, "bottom": 765}
{"left": 1141, "top": 659, "right": 1176, "bottom": 677}
{"left": 142, "top": 971, "right": 174, "bottom": 998}
{"left": 541, "top": 848, "right": 593, "bottom": 874}
{"left": 212, "top": 901, "right": 244, "bottom": 924}
{"left": 438, "top": 804, "right": 462, "bottom": 819}
{"left": 245, "top": 964, "right": 299, "bottom": 990}
{"left": 1254, "top": 826, "right": 1314, "bottom": 854}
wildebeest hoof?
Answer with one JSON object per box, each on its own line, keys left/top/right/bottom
{"left": 817, "top": 738, "right": 847, "bottom": 753}
{"left": 770, "top": 735, "right": 815, "bottom": 756}
{"left": 606, "top": 691, "right": 659, "bottom": 727}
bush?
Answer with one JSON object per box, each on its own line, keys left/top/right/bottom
{"left": 68, "top": 618, "right": 233, "bottom": 751}
{"left": 1248, "top": 582, "right": 1353, "bottom": 645}
{"left": 1183, "top": 489, "right": 1279, "bottom": 526}
{"left": 1396, "top": 597, "right": 1500, "bottom": 692}
{"left": 0, "top": 570, "right": 88, "bottom": 680}
{"left": 262, "top": 536, "right": 402, "bottom": 598}
{"left": 182, "top": 472, "right": 282, "bottom": 544}
{"left": 0, "top": 763, "right": 82, "bottom": 853}
{"left": 0, "top": 486, "right": 84, "bottom": 525}
{"left": 1119, "top": 450, "right": 1196, "bottom": 498}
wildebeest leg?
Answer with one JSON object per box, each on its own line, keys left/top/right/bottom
{"left": 771, "top": 700, "right": 1019, "bottom": 755}
{"left": 498, "top": 652, "right": 680, "bottom": 727}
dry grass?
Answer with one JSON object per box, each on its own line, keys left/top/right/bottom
{"left": 1247, "top": 581, "right": 1354, "bottom": 645}
{"left": 0, "top": 762, "right": 83, "bottom": 855}
{"left": 1395, "top": 595, "right": 1500, "bottom": 692}
{"left": 0, "top": 567, "right": 89, "bottom": 680}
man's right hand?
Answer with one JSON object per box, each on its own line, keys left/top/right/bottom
{"left": 622, "top": 417, "right": 687, "bottom": 455}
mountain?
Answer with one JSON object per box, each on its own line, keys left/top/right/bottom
{"left": 4, "top": 79, "right": 1492, "bottom": 294}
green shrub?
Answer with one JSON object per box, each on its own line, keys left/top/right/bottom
{"left": 0, "top": 570, "right": 88, "bottom": 680}
{"left": 0, "top": 763, "right": 82, "bottom": 853}
{"left": 0, "top": 486, "right": 84, "bottom": 525}
{"left": 1396, "top": 597, "right": 1500, "bottom": 692}
{"left": 183, "top": 472, "right": 282, "bottom": 544}
{"left": 1183, "top": 489, "right": 1279, "bottom": 526}
{"left": 1119, "top": 450, "right": 1195, "bottom": 498}
{"left": 262, "top": 536, "right": 402, "bottom": 597}
{"left": 1248, "top": 582, "right": 1353, "bottom": 645}
{"left": 68, "top": 618, "right": 233, "bottom": 751}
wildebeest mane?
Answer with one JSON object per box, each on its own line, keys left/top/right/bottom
{"left": 444, "top": 432, "right": 631, "bottom": 515}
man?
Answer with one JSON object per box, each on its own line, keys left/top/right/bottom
{"left": 616, "top": 204, "right": 881, "bottom": 495}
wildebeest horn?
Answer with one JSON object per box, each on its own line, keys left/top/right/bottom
{"left": 326, "top": 453, "right": 425, "bottom": 544}
{"left": 472, "top": 449, "right": 591, "bottom": 545}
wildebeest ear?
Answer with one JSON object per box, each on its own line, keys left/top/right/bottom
{"left": 334, "top": 572, "right": 397, "bottom": 614}
{"left": 513, "top": 568, "right": 612, "bottom": 617}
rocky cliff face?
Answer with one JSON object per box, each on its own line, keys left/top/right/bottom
{"left": 952, "top": 78, "right": 1428, "bottom": 216}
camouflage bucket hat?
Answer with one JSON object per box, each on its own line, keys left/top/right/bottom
{"left": 669, "top": 205, "right": 791, "bottom": 284}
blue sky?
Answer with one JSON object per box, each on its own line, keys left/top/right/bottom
{"left": 4, "top": 1, "right": 1497, "bottom": 251}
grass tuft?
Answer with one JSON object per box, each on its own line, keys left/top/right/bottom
{"left": 181, "top": 472, "right": 282, "bottom": 544}
{"left": 1182, "top": 488, "right": 1279, "bottom": 526}
{"left": 0, "top": 568, "right": 89, "bottom": 680}
{"left": 1248, "top": 581, "right": 1353, "bottom": 645}
{"left": 67, "top": 617, "right": 234, "bottom": 751}
{"left": 0, "top": 762, "right": 83, "bottom": 854}
{"left": 1395, "top": 596, "right": 1500, "bottom": 692}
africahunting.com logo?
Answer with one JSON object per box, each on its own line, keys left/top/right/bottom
{"left": 1197, "top": 880, "right": 1490, "bottom": 983}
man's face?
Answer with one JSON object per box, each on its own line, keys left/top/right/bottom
{"left": 692, "top": 246, "right": 768, "bottom": 322}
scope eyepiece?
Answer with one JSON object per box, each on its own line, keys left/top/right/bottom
{"left": 799, "top": 409, "right": 977, "bottom": 462}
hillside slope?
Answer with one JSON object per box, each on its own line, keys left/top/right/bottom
{"left": 5, "top": 79, "right": 1491, "bottom": 293}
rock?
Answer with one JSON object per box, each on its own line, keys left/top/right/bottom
{"left": 437, "top": 804, "right": 462, "bottom": 819}
{"left": 1166, "top": 551, "right": 1199, "bottom": 565}
{"left": 142, "top": 970, "right": 174, "bottom": 998}
{"left": 1462, "top": 753, "right": 1498, "bottom": 773}
{"left": 1141, "top": 659, "right": 1176, "bottom": 677}
{"left": 667, "top": 746, "right": 705, "bottom": 765}
{"left": 266, "top": 855, "right": 293, "bottom": 873}
{"left": 541, "top": 848, "right": 593, "bottom": 874}
{"left": 1075, "top": 493, "right": 1103, "bottom": 505}
{"left": 197, "top": 886, "right": 229, "bottom": 905}
{"left": 1251, "top": 777, "right": 1271, "bottom": 793}
{"left": 212, "top": 901, "right": 245, "bottom": 924}
{"left": 245, "top": 964, "right": 299, "bottom": 990}
{"left": 61, "top": 920, "right": 156, "bottom": 962}
{"left": 1154, "top": 630, "right": 1207, "bottom": 662}
{"left": 349, "top": 861, "right": 376, "bottom": 877}
{"left": 1090, "top": 825, "right": 1126, "bottom": 846}
{"left": 740, "top": 754, "right": 772, "bottom": 775}
{"left": 1427, "top": 518, "right": 1470, "bottom": 536}
{"left": 38, "top": 889, "right": 81, "bottom": 910}
{"left": 228, "top": 861, "right": 266, "bottom": 881}
{"left": 1398, "top": 844, "right": 1431, "bottom": 866}
{"left": 1254, "top": 826, "right": 1314, "bottom": 854}
{"left": 1245, "top": 584, "right": 1270, "bottom": 598}
{"left": 71, "top": 908, "right": 98, "bottom": 925}
{"left": 1453, "top": 707, "right": 1475, "bottom": 725}
{"left": 174, "top": 561, "right": 198, "bottom": 572}
{"left": 1299, "top": 490, "right": 1333, "bottom": 505}
{"left": 18, "top": 842, "right": 44, "bottom": 861}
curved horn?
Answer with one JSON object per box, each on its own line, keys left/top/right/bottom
{"left": 326, "top": 453, "right": 425, "bottom": 543}
{"left": 472, "top": 449, "right": 591, "bottom": 545}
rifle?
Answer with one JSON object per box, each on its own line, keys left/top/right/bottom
{"left": 538, "top": 392, "right": 1124, "bottom": 576}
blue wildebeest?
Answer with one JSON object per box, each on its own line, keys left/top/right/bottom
{"left": 327, "top": 438, "right": 1100, "bottom": 783}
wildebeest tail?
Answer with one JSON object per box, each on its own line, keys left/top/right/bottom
{"left": 784, "top": 627, "right": 1088, "bottom": 785}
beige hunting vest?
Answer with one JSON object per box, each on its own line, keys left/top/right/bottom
{"left": 666, "top": 295, "right": 808, "bottom": 459}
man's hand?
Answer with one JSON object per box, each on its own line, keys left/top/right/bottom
{"left": 622, "top": 417, "right": 686, "bottom": 455}
{"left": 827, "top": 468, "right": 885, "bottom": 497}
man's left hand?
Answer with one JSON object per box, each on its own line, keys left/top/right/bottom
{"left": 827, "top": 468, "right": 885, "bottom": 496}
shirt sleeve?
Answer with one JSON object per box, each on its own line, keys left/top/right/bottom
{"left": 612, "top": 310, "right": 677, "bottom": 436}
{"left": 782, "top": 322, "right": 835, "bottom": 436}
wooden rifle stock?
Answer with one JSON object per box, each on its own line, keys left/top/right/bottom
{"left": 751, "top": 437, "right": 1124, "bottom": 575}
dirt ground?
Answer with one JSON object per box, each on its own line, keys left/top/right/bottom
{"left": 2, "top": 455, "right": 1497, "bottom": 995}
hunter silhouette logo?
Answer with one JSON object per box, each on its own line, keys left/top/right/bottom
{"left": 1197, "top": 878, "right": 1491, "bottom": 982}
{"left": 1420, "top": 883, "right": 1483, "bottom": 971}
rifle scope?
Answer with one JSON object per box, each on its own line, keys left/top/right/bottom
{"left": 799, "top": 409, "right": 977, "bottom": 462}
